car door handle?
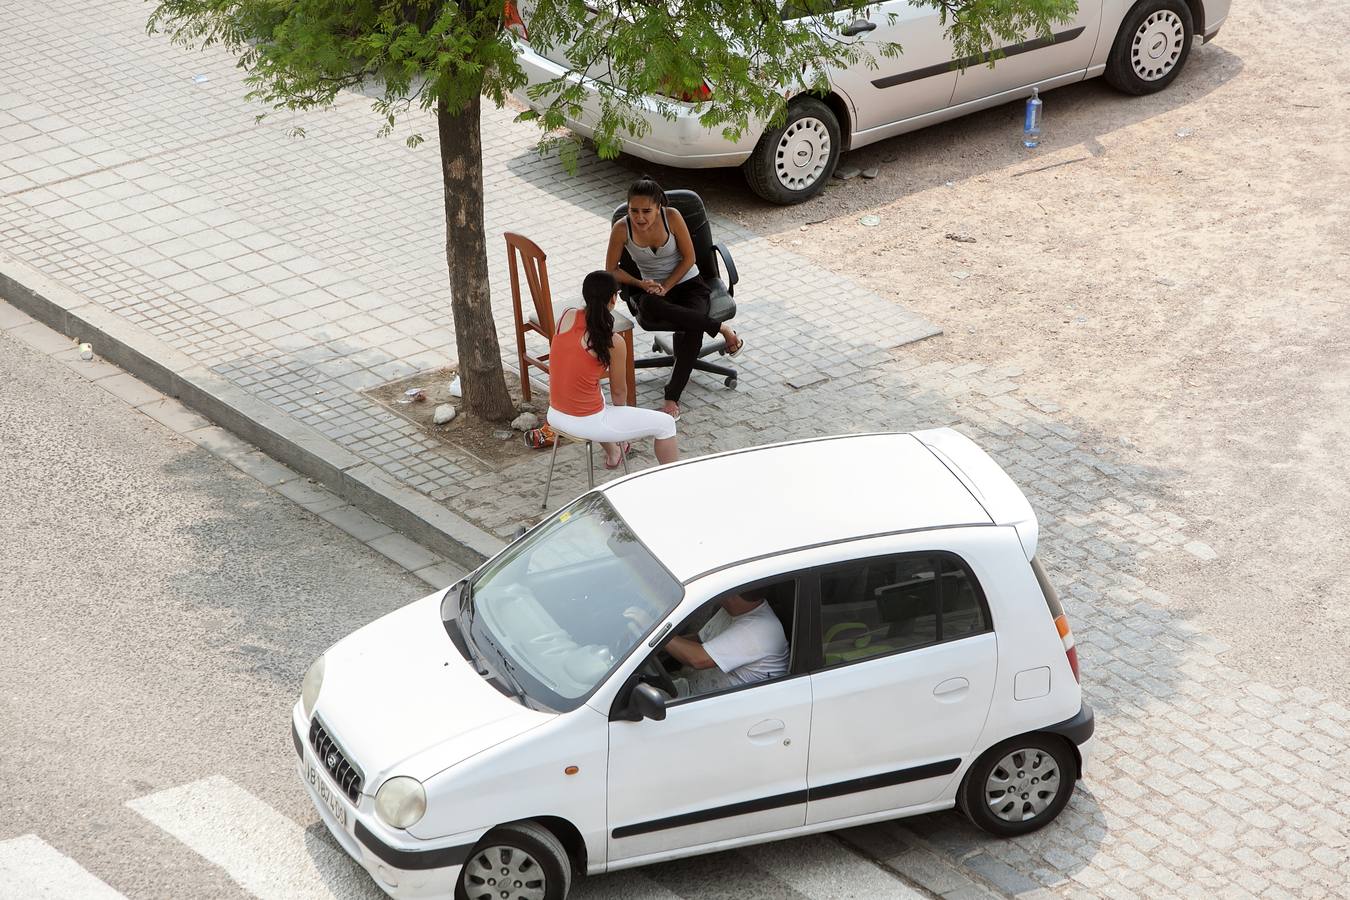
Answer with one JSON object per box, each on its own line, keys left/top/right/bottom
{"left": 747, "top": 718, "right": 786, "bottom": 740}
{"left": 933, "top": 677, "right": 970, "bottom": 699}
{"left": 841, "top": 19, "right": 877, "bottom": 37}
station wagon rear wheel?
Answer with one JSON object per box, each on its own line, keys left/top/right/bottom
{"left": 960, "top": 734, "right": 1076, "bottom": 837}
{"left": 456, "top": 821, "right": 571, "bottom": 900}
{"left": 1104, "top": 0, "right": 1194, "bottom": 95}
{"left": 743, "top": 97, "right": 841, "bottom": 205}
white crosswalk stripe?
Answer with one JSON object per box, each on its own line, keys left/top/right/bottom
{"left": 0, "top": 834, "right": 127, "bottom": 900}
{"left": 126, "top": 774, "right": 384, "bottom": 900}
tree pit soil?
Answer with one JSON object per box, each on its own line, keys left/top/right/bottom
{"left": 364, "top": 367, "right": 540, "bottom": 468}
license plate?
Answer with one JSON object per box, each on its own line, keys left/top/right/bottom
{"left": 307, "top": 760, "right": 350, "bottom": 829}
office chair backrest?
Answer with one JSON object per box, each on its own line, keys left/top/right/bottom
{"left": 611, "top": 189, "right": 720, "bottom": 285}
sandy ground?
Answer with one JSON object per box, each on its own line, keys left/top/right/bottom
{"left": 631, "top": 0, "right": 1350, "bottom": 700}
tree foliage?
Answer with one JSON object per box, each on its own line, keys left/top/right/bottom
{"left": 147, "top": 0, "right": 1076, "bottom": 423}
{"left": 149, "top": 0, "right": 1077, "bottom": 166}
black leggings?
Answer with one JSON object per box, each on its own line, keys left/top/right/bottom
{"left": 637, "top": 277, "right": 717, "bottom": 403}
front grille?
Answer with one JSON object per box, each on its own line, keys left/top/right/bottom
{"left": 309, "top": 716, "right": 364, "bottom": 803}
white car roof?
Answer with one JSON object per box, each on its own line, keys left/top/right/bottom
{"left": 602, "top": 431, "right": 996, "bottom": 582}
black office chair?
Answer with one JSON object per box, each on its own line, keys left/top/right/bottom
{"left": 610, "top": 190, "right": 740, "bottom": 389}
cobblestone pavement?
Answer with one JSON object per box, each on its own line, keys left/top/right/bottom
{"left": 3, "top": 1, "right": 1348, "bottom": 898}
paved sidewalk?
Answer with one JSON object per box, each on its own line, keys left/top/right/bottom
{"left": 3, "top": 2, "right": 1348, "bottom": 898}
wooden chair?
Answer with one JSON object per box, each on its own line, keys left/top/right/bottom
{"left": 505, "top": 232, "right": 636, "bottom": 406}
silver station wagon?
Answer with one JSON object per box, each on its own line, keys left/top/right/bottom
{"left": 514, "top": 0, "right": 1232, "bottom": 203}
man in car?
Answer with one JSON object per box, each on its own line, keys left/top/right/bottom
{"left": 662, "top": 588, "right": 789, "bottom": 696}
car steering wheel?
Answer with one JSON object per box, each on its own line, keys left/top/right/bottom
{"left": 642, "top": 652, "right": 679, "bottom": 699}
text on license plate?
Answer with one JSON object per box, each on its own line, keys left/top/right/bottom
{"left": 307, "top": 761, "right": 350, "bottom": 828}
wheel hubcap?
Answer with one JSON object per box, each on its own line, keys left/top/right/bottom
{"left": 462, "top": 846, "right": 546, "bottom": 900}
{"left": 1131, "top": 10, "right": 1185, "bottom": 81}
{"left": 985, "top": 748, "right": 1062, "bottom": 822}
{"left": 774, "top": 116, "right": 831, "bottom": 191}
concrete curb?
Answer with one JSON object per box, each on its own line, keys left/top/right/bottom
{"left": 0, "top": 252, "right": 505, "bottom": 571}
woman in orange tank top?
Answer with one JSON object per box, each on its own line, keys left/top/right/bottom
{"left": 547, "top": 272, "right": 679, "bottom": 467}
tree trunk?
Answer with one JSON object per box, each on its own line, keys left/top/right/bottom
{"left": 437, "top": 95, "right": 515, "bottom": 423}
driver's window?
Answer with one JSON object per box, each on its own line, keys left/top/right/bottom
{"left": 656, "top": 579, "right": 797, "bottom": 701}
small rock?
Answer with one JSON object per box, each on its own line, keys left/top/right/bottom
{"left": 944, "top": 180, "right": 955, "bottom": 188}
{"left": 799, "top": 225, "right": 809, "bottom": 232}
{"left": 861, "top": 167, "right": 879, "bottom": 179}
{"left": 448, "top": 375, "right": 462, "bottom": 398}
{"left": 511, "top": 412, "right": 539, "bottom": 432}
{"left": 1176, "top": 128, "right": 1194, "bottom": 138}
{"left": 1156, "top": 277, "right": 1177, "bottom": 287}
{"left": 945, "top": 232, "right": 977, "bottom": 244}
{"left": 433, "top": 404, "right": 456, "bottom": 425}
{"left": 493, "top": 429, "right": 514, "bottom": 441}
{"left": 834, "top": 165, "right": 861, "bottom": 181}
{"left": 952, "top": 270, "right": 972, "bottom": 280}
{"left": 1185, "top": 540, "right": 1217, "bottom": 561}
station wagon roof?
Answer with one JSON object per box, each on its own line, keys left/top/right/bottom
{"left": 602, "top": 432, "right": 994, "bottom": 582}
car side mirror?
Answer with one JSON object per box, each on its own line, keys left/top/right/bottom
{"left": 630, "top": 682, "right": 668, "bottom": 721}
{"left": 841, "top": 18, "right": 877, "bottom": 37}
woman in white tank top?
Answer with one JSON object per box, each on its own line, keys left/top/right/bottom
{"left": 605, "top": 177, "right": 744, "bottom": 419}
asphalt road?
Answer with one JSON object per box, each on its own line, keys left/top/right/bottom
{"left": 0, "top": 326, "right": 432, "bottom": 898}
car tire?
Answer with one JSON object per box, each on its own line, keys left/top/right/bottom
{"left": 960, "top": 733, "right": 1077, "bottom": 837}
{"left": 1104, "top": 0, "right": 1194, "bottom": 95}
{"left": 743, "top": 97, "right": 841, "bottom": 205}
{"left": 456, "top": 821, "right": 572, "bottom": 900}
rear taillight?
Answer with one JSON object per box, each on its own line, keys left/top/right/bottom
{"left": 1054, "top": 613, "right": 1080, "bottom": 683}
{"left": 661, "top": 79, "right": 713, "bottom": 103}
{"left": 1032, "top": 557, "right": 1080, "bottom": 683}
{"left": 504, "top": 0, "right": 528, "bottom": 40}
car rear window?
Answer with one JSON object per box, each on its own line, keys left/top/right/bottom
{"left": 1030, "top": 556, "right": 1065, "bottom": 618}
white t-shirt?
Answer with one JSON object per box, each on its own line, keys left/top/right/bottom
{"left": 698, "top": 601, "right": 790, "bottom": 686}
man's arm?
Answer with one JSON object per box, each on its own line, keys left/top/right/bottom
{"left": 664, "top": 635, "right": 716, "bottom": 670}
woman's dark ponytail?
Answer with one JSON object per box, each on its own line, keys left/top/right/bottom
{"left": 580, "top": 271, "right": 617, "bottom": 369}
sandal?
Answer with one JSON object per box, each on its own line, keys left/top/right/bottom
{"left": 661, "top": 402, "right": 681, "bottom": 422}
{"left": 725, "top": 331, "right": 744, "bottom": 357}
{"left": 523, "top": 424, "right": 556, "bottom": 449}
{"left": 605, "top": 442, "right": 632, "bottom": 470}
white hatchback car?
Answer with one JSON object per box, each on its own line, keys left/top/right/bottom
{"left": 512, "top": 0, "right": 1232, "bottom": 203}
{"left": 294, "top": 429, "right": 1093, "bottom": 900}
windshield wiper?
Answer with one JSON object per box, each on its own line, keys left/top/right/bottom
{"left": 473, "top": 626, "right": 530, "bottom": 703}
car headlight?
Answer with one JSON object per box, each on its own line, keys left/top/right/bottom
{"left": 375, "top": 776, "right": 427, "bottom": 829}
{"left": 301, "top": 655, "right": 325, "bottom": 719}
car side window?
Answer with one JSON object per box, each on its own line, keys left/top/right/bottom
{"left": 659, "top": 579, "right": 798, "bottom": 702}
{"left": 818, "top": 552, "right": 989, "bottom": 668}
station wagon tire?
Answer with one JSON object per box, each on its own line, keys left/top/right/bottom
{"left": 456, "top": 821, "right": 571, "bottom": 900}
{"left": 960, "top": 734, "right": 1076, "bottom": 837}
{"left": 1105, "top": 0, "right": 1194, "bottom": 95}
{"left": 743, "top": 97, "right": 841, "bottom": 205}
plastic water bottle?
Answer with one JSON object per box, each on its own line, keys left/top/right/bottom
{"left": 1023, "top": 88, "right": 1042, "bottom": 148}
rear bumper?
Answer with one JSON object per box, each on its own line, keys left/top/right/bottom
{"left": 1042, "top": 702, "right": 1095, "bottom": 779}
{"left": 1044, "top": 701, "right": 1095, "bottom": 746}
{"left": 292, "top": 706, "right": 473, "bottom": 899}
{"left": 511, "top": 41, "right": 758, "bottom": 169}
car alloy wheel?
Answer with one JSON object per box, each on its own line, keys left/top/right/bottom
{"left": 984, "top": 746, "right": 1062, "bottom": 822}
{"left": 461, "top": 846, "right": 547, "bottom": 900}
{"left": 775, "top": 116, "right": 832, "bottom": 192}
{"left": 1130, "top": 9, "right": 1186, "bottom": 81}
{"left": 457, "top": 821, "right": 570, "bottom": 900}
{"left": 961, "top": 732, "right": 1076, "bottom": 836}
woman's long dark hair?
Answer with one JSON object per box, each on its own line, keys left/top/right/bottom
{"left": 627, "top": 175, "right": 666, "bottom": 207}
{"left": 580, "top": 270, "right": 617, "bottom": 369}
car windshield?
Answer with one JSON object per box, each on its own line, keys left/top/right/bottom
{"left": 466, "top": 494, "right": 683, "bottom": 711}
